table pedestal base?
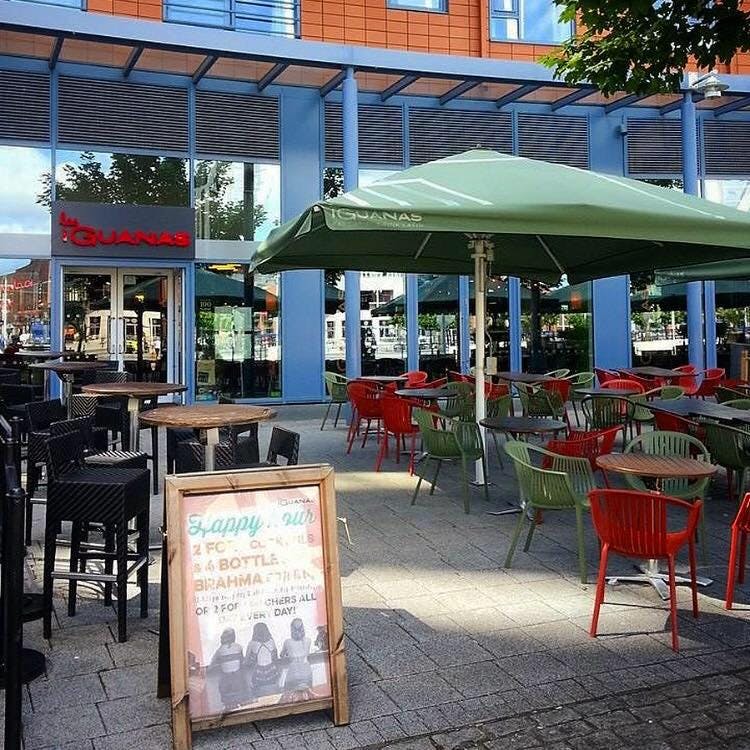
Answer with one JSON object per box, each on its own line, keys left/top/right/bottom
{"left": 607, "top": 560, "right": 713, "bottom": 600}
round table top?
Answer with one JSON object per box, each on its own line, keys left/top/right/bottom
{"left": 495, "top": 372, "right": 553, "bottom": 384}
{"left": 480, "top": 416, "right": 567, "bottom": 434}
{"left": 595, "top": 453, "right": 717, "bottom": 480}
{"left": 14, "top": 350, "right": 65, "bottom": 360}
{"left": 394, "top": 388, "right": 449, "bottom": 400}
{"left": 358, "top": 375, "right": 408, "bottom": 383}
{"left": 575, "top": 387, "right": 642, "bottom": 397}
{"left": 29, "top": 359, "right": 111, "bottom": 374}
{"left": 81, "top": 382, "right": 188, "bottom": 398}
{"left": 138, "top": 403, "right": 276, "bottom": 429}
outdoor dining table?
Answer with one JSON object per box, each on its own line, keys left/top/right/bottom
{"left": 29, "top": 359, "right": 110, "bottom": 414}
{"left": 358, "top": 375, "right": 408, "bottom": 384}
{"left": 480, "top": 415, "right": 567, "bottom": 440}
{"left": 648, "top": 397, "right": 750, "bottom": 426}
{"left": 574, "top": 387, "right": 642, "bottom": 397}
{"left": 14, "top": 350, "right": 65, "bottom": 361}
{"left": 138, "top": 403, "right": 276, "bottom": 472}
{"left": 595, "top": 452, "right": 717, "bottom": 598}
{"left": 394, "top": 387, "right": 449, "bottom": 401}
{"left": 619, "top": 366, "right": 684, "bottom": 381}
{"left": 81, "top": 381, "right": 188, "bottom": 451}
{"left": 495, "top": 371, "right": 554, "bottom": 385}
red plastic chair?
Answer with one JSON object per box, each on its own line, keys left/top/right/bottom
{"left": 588, "top": 488, "right": 701, "bottom": 651}
{"left": 448, "top": 371, "right": 472, "bottom": 383}
{"left": 690, "top": 368, "right": 725, "bottom": 399}
{"left": 346, "top": 381, "right": 383, "bottom": 453}
{"left": 601, "top": 378, "right": 646, "bottom": 394}
{"left": 618, "top": 371, "right": 659, "bottom": 391}
{"left": 543, "top": 378, "right": 571, "bottom": 402}
{"left": 726, "top": 492, "right": 750, "bottom": 609}
{"left": 594, "top": 367, "right": 618, "bottom": 386}
{"left": 422, "top": 377, "right": 448, "bottom": 388}
{"left": 404, "top": 370, "right": 428, "bottom": 388}
{"left": 653, "top": 411, "right": 706, "bottom": 450}
{"left": 549, "top": 426, "right": 621, "bottom": 471}
{"left": 673, "top": 364, "right": 699, "bottom": 394}
{"left": 487, "top": 382, "right": 510, "bottom": 399}
{"left": 376, "top": 396, "right": 421, "bottom": 474}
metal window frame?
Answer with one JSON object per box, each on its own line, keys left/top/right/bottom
{"left": 489, "top": 0, "right": 574, "bottom": 44}
{"left": 386, "top": 0, "right": 448, "bottom": 12}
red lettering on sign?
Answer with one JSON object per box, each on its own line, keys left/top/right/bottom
{"left": 58, "top": 211, "right": 191, "bottom": 251}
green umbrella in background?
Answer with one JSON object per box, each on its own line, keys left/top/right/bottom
{"left": 256, "top": 149, "right": 750, "bottom": 482}
{"left": 656, "top": 259, "right": 750, "bottom": 283}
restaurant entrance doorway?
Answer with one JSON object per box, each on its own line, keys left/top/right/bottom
{"left": 62, "top": 266, "right": 184, "bottom": 383}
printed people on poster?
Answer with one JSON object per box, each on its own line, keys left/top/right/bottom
{"left": 181, "top": 486, "right": 332, "bottom": 720}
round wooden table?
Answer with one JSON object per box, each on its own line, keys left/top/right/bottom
{"left": 394, "top": 387, "right": 449, "bottom": 400}
{"left": 595, "top": 452, "right": 717, "bottom": 598}
{"left": 139, "top": 404, "right": 276, "bottom": 472}
{"left": 29, "top": 359, "right": 111, "bottom": 414}
{"left": 480, "top": 416, "right": 567, "bottom": 439}
{"left": 81, "top": 382, "right": 188, "bottom": 451}
{"left": 358, "top": 375, "right": 408, "bottom": 384}
{"left": 574, "top": 387, "right": 642, "bottom": 397}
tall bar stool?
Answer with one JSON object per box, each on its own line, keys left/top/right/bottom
{"left": 42, "top": 431, "right": 150, "bottom": 643}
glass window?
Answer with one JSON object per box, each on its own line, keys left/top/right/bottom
{"left": 55, "top": 151, "right": 189, "bottom": 206}
{"left": 195, "top": 161, "right": 280, "bottom": 241}
{"left": 0, "top": 146, "right": 51, "bottom": 234}
{"left": 164, "top": 0, "right": 298, "bottom": 36}
{"left": 322, "top": 167, "right": 407, "bottom": 376}
{"left": 520, "top": 278, "right": 592, "bottom": 373}
{"left": 418, "top": 274, "right": 461, "bottom": 379}
{"left": 490, "top": 0, "right": 572, "bottom": 43}
{"left": 0, "top": 259, "right": 52, "bottom": 354}
{"left": 630, "top": 180, "right": 687, "bottom": 370}
{"left": 387, "top": 0, "right": 446, "bottom": 10}
{"left": 704, "top": 179, "right": 750, "bottom": 376}
{"left": 195, "top": 263, "right": 281, "bottom": 400}
{"left": 14, "top": 0, "right": 83, "bottom": 7}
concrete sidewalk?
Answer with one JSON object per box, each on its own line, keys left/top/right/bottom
{"left": 13, "top": 404, "right": 750, "bottom": 750}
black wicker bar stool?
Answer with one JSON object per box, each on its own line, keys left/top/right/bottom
{"left": 42, "top": 432, "right": 151, "bottom": 643}
{"left": 24, "top": 398, "right": 67, "bottom": 544}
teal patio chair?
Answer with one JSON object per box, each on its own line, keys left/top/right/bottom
{"left": 485, "top": 393, "right": 512, "bottom": 468}
{"left": 581, "top": 394, "right": 634, "bottom": 442}
{"left": 412, "top": 408, "right": 489, "bottom": 514}
{"left": 504, "top": 441, "right": 594, "bottom": 583}
{"left": 700, "top": 420, "right": 750, "bottom": 501}
{"left": 624, "top": 430, "right": 712, "bottom": 561}
{"left": 565, "top": 371, "right": 595, "bottom": 426}
{"left": 321, "top": 372, "right": 348, "bottom": 430}
{"left": 723, "top": 399, "right": 750, "bottom": 410}
{"left": 517, "top": 382, "right": 566, "bottom": 422}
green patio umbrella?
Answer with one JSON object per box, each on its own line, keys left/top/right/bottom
{"left": 656, "top": 259, "right": 750, "bottom": 283}
{"left": 255, "top": 149, "right": 750, "bottom": 482}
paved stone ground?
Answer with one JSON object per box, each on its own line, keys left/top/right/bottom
{"left": 10, "top": 403, "right": 750, "bottom": 749}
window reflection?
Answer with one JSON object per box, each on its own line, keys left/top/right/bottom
{"left": 0, "top": 259, "right": 51, "bottom": 351}
{"left": 521, "top": 279, "right": 592, "bottom": 373}
{"left": 631, "top": 179, "right": 687, "bottom": 369}
{"left": 195, "top": 263, "right": 281, "bottom": 400}
{"left": 322, "top": 167, "right": 406, "bottom": 375}
{"left": 0, "top": 145, "right": 51, "bottom": 233}
{"left": 418, "top": 274, "right": 461, "bottom": 379}
{"left": 53, "top": 150, "right": 189, "bottom": 206}
{"left": 705, "top": 179, "right": 750, "bottom": 376}
{"left": 194, "top": 161, "right": 280, "bottom": 240}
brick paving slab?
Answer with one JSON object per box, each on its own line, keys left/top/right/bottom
{"left": 18, "top": 405, "right": 750, "bottom": 750}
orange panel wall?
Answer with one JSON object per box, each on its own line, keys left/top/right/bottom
{"left": 88, "top": 0, "right": 162, "bottom": 22}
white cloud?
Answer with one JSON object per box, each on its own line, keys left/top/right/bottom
{"left": 0, "top": 146, "right": 51, "bottom": 233}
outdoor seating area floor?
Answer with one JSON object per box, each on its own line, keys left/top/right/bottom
{"left": 10, "top": 404, "right": 750, "bottom": 750}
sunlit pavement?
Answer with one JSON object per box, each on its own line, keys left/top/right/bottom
{"left": 13, "top": 404, "right": 750, "bottom": 750}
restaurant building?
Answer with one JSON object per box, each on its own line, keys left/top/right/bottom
{"left": 2, "top": 0, "right": 750, "bottom": 403}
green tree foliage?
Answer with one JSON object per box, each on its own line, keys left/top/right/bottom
{"left": 544, "top": 0, "right": 750, "bottom": 94}
{"left": 38, "top": 153, "right": 268, "bottom": 241}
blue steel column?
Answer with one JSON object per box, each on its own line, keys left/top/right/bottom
{"left": 406, "top": 274, "right": 419, "bottom": 371}
{"left": 682, "top": 90, "right": 705, "bottom": 371}
{"left": 705, "top": 280, "right": 717, "bottom": 368}
{"left": 342, "top": 67, "right": 361, "bottom": 379}
{"left": 458, "top": 276, "right": 470, "bottom": 373}
{"left": 508, "top": 277, "right": 522, "bottom": 371}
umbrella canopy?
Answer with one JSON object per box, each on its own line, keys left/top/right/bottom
{"left": 656, "top": 259, "right": 750, "bottom": 283}
{"left": 255, "top": 149, "right": 750, "bottom": 285}
{"left": 370, "top": 275, "right": 568, "bottom": 316}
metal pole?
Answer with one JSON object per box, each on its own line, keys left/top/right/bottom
{"left": 681, "top": 90, "right": 705, "bottom": 371}
{"left": 472, "top": 236, "right": 491, "bottom": 484}
{"left": 406, "top": 273, "right": 419, "bottom": 371}
{"left": 508, "top": 276, "right": 522, "bottom": 371}
{"left": 458, "top": 275, "right": 470, "bottom": 373}
{"left": 342, "top": 67, "right": 361, "bottom": 379}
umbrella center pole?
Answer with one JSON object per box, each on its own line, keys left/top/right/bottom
{"left": 469, "top": 235, "right": 494, "bottom": 487}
